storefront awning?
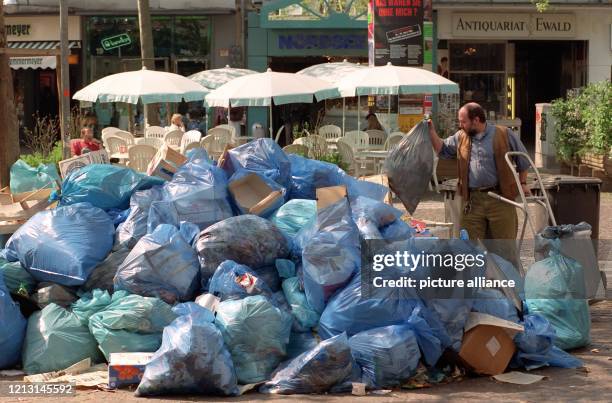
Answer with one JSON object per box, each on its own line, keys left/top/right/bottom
{"left": 7, "top": 40, "right": 81, "bottom": 50}
{"left": 9, "top": 56, "right": 57, "bottom": 70}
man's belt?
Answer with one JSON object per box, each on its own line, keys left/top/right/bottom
{"left": 469, "top": 185, "right": 499, "bottom": 192}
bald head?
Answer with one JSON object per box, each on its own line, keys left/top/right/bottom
{"left": 458, "top": 102, "right": 487, "bottom": 136}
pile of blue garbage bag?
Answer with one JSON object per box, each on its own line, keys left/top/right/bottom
{"left": 0, "top": 139, "right": 588, "bottom": 396}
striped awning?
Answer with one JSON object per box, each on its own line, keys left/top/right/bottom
{"left": 7, "top": 40, "right": 81, "bottom": 50}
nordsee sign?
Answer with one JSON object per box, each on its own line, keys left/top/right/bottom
{"left": 452, "top": 13, "right": 576, "bottom": 38}
{"left": 101, "top": 33, "right": 132, "bottom": 51}
{"left": 278, "top": 33, "right": 366, "bottom": 50}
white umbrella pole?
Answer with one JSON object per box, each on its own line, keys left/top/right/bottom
{"left": 388, "top": 94, "right": 391, "bottom": 131}
{"left": 342, "top": 98, "right": 346, "bottom": 134}
{"left": 357, "top": 96, "right": 360, "bottom": 131}
{"left": 269, "top": 104, "right": 273, "bottom": 138}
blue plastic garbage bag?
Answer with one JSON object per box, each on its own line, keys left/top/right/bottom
{"left": 349, "top": 324, "right": 421, "bottom": 388}
{"left": 114, "top": 223, "right": 200, "bottom": 304}
{"left": 71, "top": 289, "right": 113, "bottom": 325}
{"left": 0, "top": 275, "right": 26, "bottom": 369}
{"left": 380, "top": 219, "right": 416, "bottom": 240}
{"left": 276, "top": 259, "right": 296, "bottom": 279}
{"left": 106, "top": 208, "right": 130, "bottom": 228}
{"left": 286, "top": 331, "right": 320, "bottom": 360}
{"left": 115, "top": 187, "right": 163, "bottom": 249}
{"left": 525, "top": 251, "right": 590, "bottom": 350}
{"left": 4, "top": 202, "right": 115, "bottom": 286}
{"left": 351, "top": 196, "right": 404, "bottom": 240}
{"left": 56, "top": 164, "right": 163, "bottom": 211}
{"left": 88, "top": 291, "right": 178, "bottom": 361}
{"left": 472, "top": 289, "right": 520, "bottom": 324}
{"left": 270, "top": 199, "right": 317, "bottom": 240}
{"left": 195, "top": 215, "right": 290, "bottom": 290}
{"left": 22, "top": 303, "right": 102, "bottom": 374}
{"left": 185, "top": 147, "right": 212, "bottom": 164}
{"left": 147, "top": 157, "right": 233, "bottom": 232}
{"left": 405, "top": 304, "right": 443, "bottom": 367}
{"left": 302, "top": 198, "right": 361, "bottom": 313}
{"left": 260, "top": 333, "right": 353, "bottom": 394}
{"left": 287, "top": 154, "right": 387, "bottom": 201}
{"left": 254, "top": 264, "right": 282, "bottom": 292}
{"left": 215, "top": 295, "right": 292, "bottom": 384}
{"left": 422, "top": 298, "right": 472, "bottom": 351}
{"left": 135, "top": 307, "right": 239, "bottom": 397}
{"left": 318, "top": 273, "right": 419, "bottom": 339}
{"left": 228, "top": 170, "right": 287, "bottom": 217}
{"left": 512, "top": 314, "right": 583, "bottom": 370}
{"left": 10, "top": 159, "right": 60, "bottom": 194}
{"left": 171, "top": 302, "right": 215, "bottom": 321}
{"left": 208, "top": 260, "right": 274, "bottom": 301}
{"left": 223, "top": 138, "right": 292, "bottom": 189}
{"left": 282, "top": 277, "right": 320, "bottom": 330}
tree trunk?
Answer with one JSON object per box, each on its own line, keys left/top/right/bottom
{"left": 59, "top": 0, "right": 71, "bottom": 159}
{"left": 0, "top": 4, "right": 20, "bottom": 188}
{"left": 137, "top": 0, "right": 159, "bottom": 127}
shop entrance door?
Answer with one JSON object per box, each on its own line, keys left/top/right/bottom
{"left": 513, "top": 40, "right": 587, "bottom": 150}
{"left": 173, "top": 58, "right": 207, "bottom": 77}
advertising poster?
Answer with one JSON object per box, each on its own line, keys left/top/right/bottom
{"left": 368, "top": 0, "right": 424, "bottom": 66}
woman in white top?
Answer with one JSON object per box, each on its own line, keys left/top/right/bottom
{"left": 167, "top": 113, "right": 185, "bottom": 132}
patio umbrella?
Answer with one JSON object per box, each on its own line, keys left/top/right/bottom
{"left": 205, "top": 68, "right": 340, "bottom": 136}
{"left": 73, "top": 67, "right": 209, "bottom": 104}
{"left": 297, "top": 60, "right": 366, "bottom": 134}
{"left": 337, "top": 62, "right": 460, "bottom": 131}
{"left": 188, "top": 65, "right": 257, "bottom": 89}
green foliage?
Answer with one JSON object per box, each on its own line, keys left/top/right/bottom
{"left": 20, "top": 141, "right": 63, "bottom": 167}
{"left": 550, "top": 81, "right": 612, "bottom": 162}
{"left": 317, "top": 152, "right": 349, "bottom": 172}
{"left": 532, "top": 0, "right": 550, "bottom": 12}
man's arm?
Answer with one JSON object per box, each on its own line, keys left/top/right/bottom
{"left": 428, "top": 121, "right": 458, "bottom": 159}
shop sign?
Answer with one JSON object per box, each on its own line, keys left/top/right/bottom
{"left": 277, "top": 33, "right": 366, "bottom": 50}
{"left": 5, "top": 24, "right": 31, "bottom": 37}
{"left": 101, "top": 33, "right": 132, "bottom": 51}
{"left": 452, "top": 13, "right": 576, "bottom": 38}
{"left": 9, "top": 56, "right": 57, "bottom": 70}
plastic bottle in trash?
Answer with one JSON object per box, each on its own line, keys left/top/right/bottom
{"left": 252, "top": 123, "right": 265, "bottom": 139}
{"left": 459, "top": 229, "right": 469, "bottom": 240}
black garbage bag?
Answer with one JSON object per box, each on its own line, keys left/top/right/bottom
{"left": 384, "top": 120, "right": 433, "bottom": 214}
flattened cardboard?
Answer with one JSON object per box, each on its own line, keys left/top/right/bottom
{"left": 228, "top": 173, "right": 283, "bottom": 216}
{"left": 459, "top": 313, "right": 524, "bottom": 376}
{"left": 58, "top": 149, "right": 110, "bottom": 178}
{"left": 316, "top": 185, "right": 347, "bottom": 210}
{"left": 146, "top": 144, "right": 187, "bottom": 180}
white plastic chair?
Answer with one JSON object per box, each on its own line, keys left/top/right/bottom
{"left": 201, "top": 132, "right": 231, "bottom": 160}
{"left": 385, "top": 132, "right": 405, "bottom": 150}
{"left": 101, "top": 127, "right": 122, "bottom": 148}
{"left": 294, "top": 134, "right": 328, "bottom": 159}
{"left": 106, "top": 136, "right": 128, "bottom": 162}
{"left": 164, "top": 129, "right": 183, "bottom": 149}
{"left": 145, "top": 126, "right": 166, "bottom": 139}
{"left": 343, "top": 130, "right": 369, "bottom": 151}
{"left": 135, "top": 137, "right": 164, "bottom": 149}
{"left": 366, "top": 129, "right": 387, "bottom": 150}
{"left": 180, "top": 130, "right": 202, "bottom": 153}
{"left": 430, "top": 150, "right": 440, "bottom": 193}
{"left": 282, "top": 144, "right": 309, "bottom": 157}
{"left": 182, "top": 142, "right": 202, "bottom": 155}
{"left": 106, "top": 129, "right": 134, "bottom": 146}
{"left": 127, "top": 144, "right": 157, "bottom": 173}
{"left": 317, "top": 124, "right": 342, "bottom": 141}
{"left": 274, "top": 126, "right": 285, "bottom": 144}
{"left": 336, "top": 139, "right": 373, "bottom": 177}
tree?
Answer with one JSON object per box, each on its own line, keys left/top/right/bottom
{"left": 0, "top": 3, "right": 20, "bottom": 188}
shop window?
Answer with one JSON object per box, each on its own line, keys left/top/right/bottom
{"left": 449, "top": 42, "right": 507, "bottom": 119}
{"left": 174, "top": 17, "right": 210, "bottom": 57}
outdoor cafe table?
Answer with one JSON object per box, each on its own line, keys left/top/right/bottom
{"left": 355, "top": 149, "right": 389, "bottom": 174}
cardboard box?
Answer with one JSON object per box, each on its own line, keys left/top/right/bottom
{"left": 58, "top": 149, "right": 110, "bottom": 179}
{"left": 315, "top": 185, "right": 347, "bottom": 210}
{"left": 108, "top": 352, "right": 155, "bottom": 389}
{"left": 146, "top": 144, "right": 188, "bottom": 180}
{"left": 458, "top": 313, "right": 524, "bottom": 376}
{"left": 228, "top": 172, "right": 284, "bottom": 216}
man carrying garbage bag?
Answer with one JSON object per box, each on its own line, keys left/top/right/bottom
{"left": 428, "top": 102, "right": 530, "bottom": 264}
